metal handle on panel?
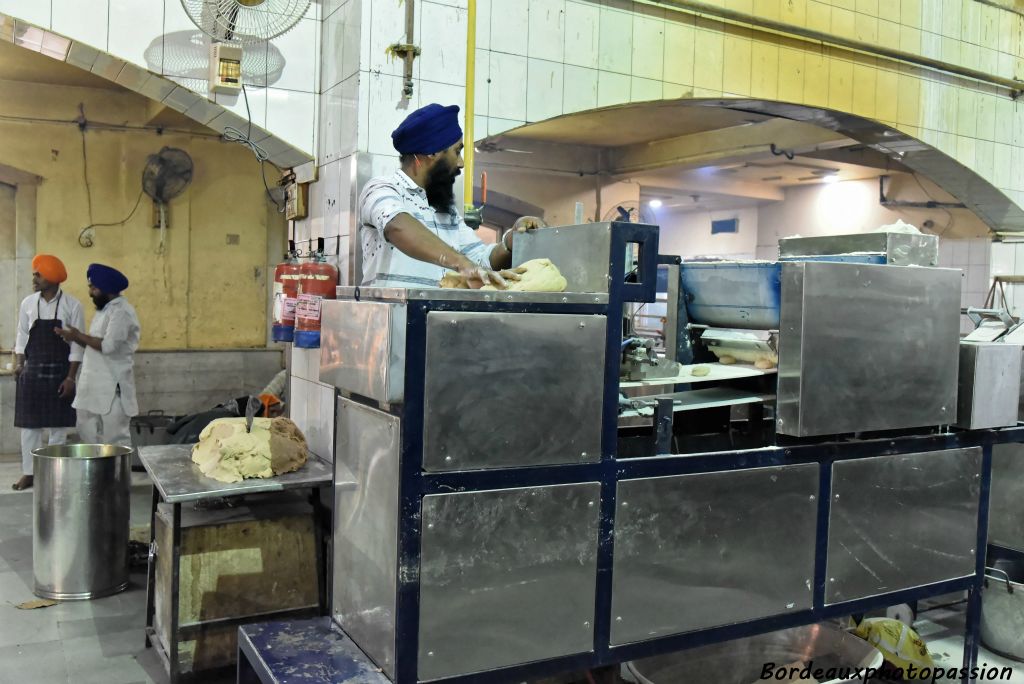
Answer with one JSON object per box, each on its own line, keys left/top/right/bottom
{"left": 985, "top": 566, "right": 1014, "bottom": 594}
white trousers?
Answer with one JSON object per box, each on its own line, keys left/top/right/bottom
{"left": 20, "top": 428, "right": 69, "bottom": 475}
{"left": 77, "top": 400, "right": 132, "bottom": 449}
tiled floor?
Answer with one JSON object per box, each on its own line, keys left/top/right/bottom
{"left": 0, "top": 457, "right": 168, "bottom": 684}
{"left": 1, "top": 455, "right": 1022, "bottom": 684}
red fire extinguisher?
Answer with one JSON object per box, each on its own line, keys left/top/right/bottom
{"left": 272, "top": 248, "right": 303, "bottom": 343}
{"left": 294, "top": 252, "right": 339, "bottom": 349}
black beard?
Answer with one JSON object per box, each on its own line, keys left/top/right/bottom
{"left": 91, "top": 294, "right": 112, "bottom": 310}
{"left": 425, "top": 160, "right": 458, "bottom": 212}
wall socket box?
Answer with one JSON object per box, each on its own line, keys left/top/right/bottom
{"left": 209, "top": 43, "right": 243, "bottom": 95}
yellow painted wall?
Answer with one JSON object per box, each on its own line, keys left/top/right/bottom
{"left": 476, "top": 0, "right": 1024, "bottom": 214}
{"left": 0, "top": 79, "right": 286, "bottom": 350}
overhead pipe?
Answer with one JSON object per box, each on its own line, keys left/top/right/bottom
{"left": 463, "top": 0, "right": 481, "bottom": 227}
{"left": 644, "top": 0, "right": 1023, "bottom": 97}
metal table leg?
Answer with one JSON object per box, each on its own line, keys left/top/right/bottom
{"left": 962, "top": 585, "right": 983, "bottom": 684}
{"left": 170, "top": 502, "right": 182, "bottom": 684}
{"left": 143, "top": 485, "right": 160, "bottom": 648}
{"left": 311, "top": 486, "right": 328, "bottom": 614}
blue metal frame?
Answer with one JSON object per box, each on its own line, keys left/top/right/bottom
{"left": 337, "top": 222, "right": 1013, "bottom": 684}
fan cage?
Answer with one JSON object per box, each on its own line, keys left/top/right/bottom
{"left": 181, "top": 0, "right": 312, "bottom": 44}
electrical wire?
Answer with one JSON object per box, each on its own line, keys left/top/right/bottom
{"left": 0, "top": 111, "right": 222, "bottom": 138}
{"left": 78, "top": 189, "right": 147, "bottom": 248}
{"left": 910, "top": 172, "right": 955, "bottom": 237}
{"left": 79, "top": 122, "right": 94, "bottom": 227}
{"left": 221, "top": 84, "right": 286, "bottom": 212}
{"left": 77, "top": 110, "right": 148, "bottom": 247}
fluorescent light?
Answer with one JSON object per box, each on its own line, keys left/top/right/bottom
{"left": 649, "top": 199, "right": 663, "bottom": 209}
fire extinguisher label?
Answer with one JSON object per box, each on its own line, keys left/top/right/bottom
{"left": 275, "top": 294, "right": 298, "bottom": 322}
{"left": 296, "top": 294, "right": 323, "bottom": 320}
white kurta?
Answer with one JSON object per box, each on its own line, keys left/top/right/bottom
{"left": 73, "top": 296, "right": 141, "bottom": 417}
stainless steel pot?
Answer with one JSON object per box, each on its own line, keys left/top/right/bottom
{"left": 33, "top": 444, "right": 132, "bottom": 600}
{"left": 982, "top": 557, "right": 1024, "bottom": 662}
{"left": 626, "top": 623, "right": 882, "bottom": 684}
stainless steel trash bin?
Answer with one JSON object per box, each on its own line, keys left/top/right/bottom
{"left": 33, "top": 444, "right": 132, "bottom": 600}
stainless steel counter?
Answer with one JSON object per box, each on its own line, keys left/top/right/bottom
{"left": 137, "top": 444, "right": 336, "bottom": 504}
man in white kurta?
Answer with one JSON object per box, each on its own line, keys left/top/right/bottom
{"left": 56, "top": 264, "right": 140, "bottom": 447}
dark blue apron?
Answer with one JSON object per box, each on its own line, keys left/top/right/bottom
{"left": 14, "top": 293, "right": 76, "bottom": 429}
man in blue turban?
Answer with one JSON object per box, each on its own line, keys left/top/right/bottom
{"left": 55, "top": 264, "right": 140, "bottom": 448}
{"left": 357, "top": 103, "right": 541, "bottom": 289}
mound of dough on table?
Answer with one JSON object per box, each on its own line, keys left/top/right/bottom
{"left": 439, "top": 258, "right": 568, "bottom": 292}
{"left": 191, "top": 417, "right": 309, "bottom": 483}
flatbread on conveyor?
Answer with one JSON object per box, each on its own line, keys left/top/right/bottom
{"left": 191, "top": 417, "right": 309, "bottom": 483}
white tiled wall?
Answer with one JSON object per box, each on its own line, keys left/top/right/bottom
{"left": 2, "top": 0, "right": 319, "bottom": 156}
{"left": 938, "top": 238, "right": 992, "bottom": 335}
{"left": 989, "top": 241, "right": 1024, "bottom": 320}
{"left": 289, "top": 347, "right": 337, "bottom": 461}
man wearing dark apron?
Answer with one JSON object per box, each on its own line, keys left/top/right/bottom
{"left": 13, "top": 255, "right": 84, "bottom": 490}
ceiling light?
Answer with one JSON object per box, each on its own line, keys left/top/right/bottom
{"left": 822, "top": 175, "right": 839, "bottom": 184}
{"left": 649, "top": 199, "right": 663, "bottom": 209}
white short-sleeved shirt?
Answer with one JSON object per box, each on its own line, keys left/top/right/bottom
{"left": 358, "top": 170, "right": 497, "bottom": 288}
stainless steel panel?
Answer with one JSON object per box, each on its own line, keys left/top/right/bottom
{"left": 333, "top": 398, "right": 400, "bottom": 679}
{"left": 335, "top": 286, "right": 609, "bottom": 305}
{"left": 777, "top": 262, "right": 961, "bottom": 437}
{"left": 320, "top": 299, "right": 406, "bottom": 403}
{"left": 886, "top": 233, "right": 939, "bottom": 267}
{"left": 826, "top": 448, "right": 981, "bottom": 604}
{"left": 513, "top": 223, "right": 614, "bottom": 293}
{"left": 956, "top": 342, "right": 1022, "bottom": 429}
{"left": 778, "top": 232, "right": 939, "bottom": 266}
{"left": 423, "top": 312, "right": 605, "bottom": 471}
{"left": 990, "top": 443, "right": 1024, "bottom": 552}
{"left": 418, "top": 483, "right": 601, "bottom": 680}
{"left": 611, "top": 465, "right": 819, "bottom": 645}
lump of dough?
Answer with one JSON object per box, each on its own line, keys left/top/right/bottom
{"left": 191, "top": 417, "right": 309, "bottom": 483}
{"left": 755, "top": 358, "right": 777, "bottom": 370}
{"left": 481, "top": 258, "right": 568, "bottom": 292}
{"left": 439, "top": 272, "right": 469, "bottom": 289}
{"left": 718, "top": 355, "right": 737, "bottom": 365}
{"left": 691, "top": 365, "right": 711, "bottom": 376}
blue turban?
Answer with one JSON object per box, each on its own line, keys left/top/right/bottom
{"left": 87, "top": 263, "right": 129, "bottom": 294}
{"left": 391, "top": 103, "right": 462, "bottom": 155}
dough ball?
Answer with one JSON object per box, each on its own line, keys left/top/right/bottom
{"left": 691, "top": 365, "right": 711, "bottom": 377}
{"left": 191, "top": 417, "right": 309, "bottom": 483}
{"left": 755, "top": 358, "right": 777, "bottom": 370}
{"left": 718, "top": 355, "right": 737, "bottom": 365}
{"left": 480, "top": 258, "right": 568, "bottom": 292}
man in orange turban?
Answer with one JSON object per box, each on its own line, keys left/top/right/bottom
{"left": 12, "top": 255, "right": 84, "bottom": 490}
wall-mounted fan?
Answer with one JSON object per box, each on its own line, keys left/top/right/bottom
{"left": 181, "top": 0, "right": 311, "bottom": 44}
{"left": 143, "top": 147, "right": 194, "bottom": 253}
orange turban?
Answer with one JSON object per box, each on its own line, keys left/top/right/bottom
{"left": 32, "top": 254, "right": 67, "bottom": 284}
